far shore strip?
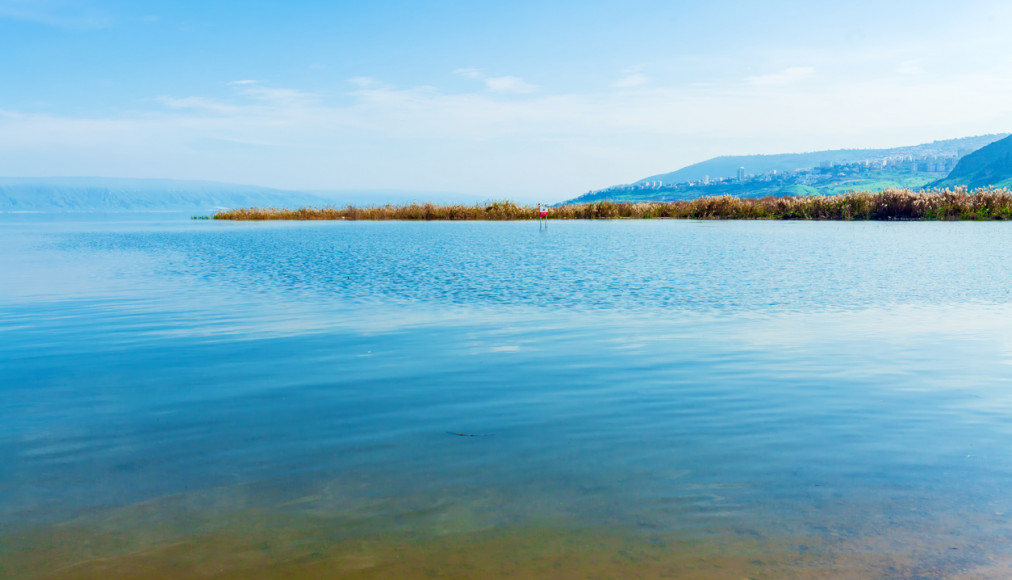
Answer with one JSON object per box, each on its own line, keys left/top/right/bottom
{"left": 212, "top": 188, "right": 1012, "bottom": 221}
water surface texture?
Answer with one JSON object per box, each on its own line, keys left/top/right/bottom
{"left": 3, "top": 216, "right": 1012, "bottom": 578}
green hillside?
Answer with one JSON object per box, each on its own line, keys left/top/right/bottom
{"left": 568, "top": 164, "right": 943, "bottom": 204}
{"left": 567, "top": 134, "right": 1012, "bottom": 205}
{"left": 930, "top": 135, "right": 1012, "bottom": 190}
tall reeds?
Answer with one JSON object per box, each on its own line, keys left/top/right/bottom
{"left": 213, "top": 188, "right": 1012, "bottom": 221}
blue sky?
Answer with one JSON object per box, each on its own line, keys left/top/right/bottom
{"left": 3, "top": 0, "right": 1012, "bottom": 200}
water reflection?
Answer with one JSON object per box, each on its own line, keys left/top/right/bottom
{"left": 3, "top": 217, "right": 1012, "bottom": 577}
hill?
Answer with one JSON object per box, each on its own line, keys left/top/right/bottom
{"left": 566, "top": 134, "right": 1010, "bottom": 204}
{"left": 929, "top": 135, "right": 1012, "bottom": 190}
{"left": 633, "top": 134, "right": 1007, "bottom": 185}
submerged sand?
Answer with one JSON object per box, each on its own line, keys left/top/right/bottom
{"left": 4, "top": 484, "right": 1011, "bottom": 579}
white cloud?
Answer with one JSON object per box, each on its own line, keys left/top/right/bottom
{"left": 155, "top": 96, "right": 236, "bottom": 114}
{"left": 241, "top": 86, "right": 317, "bottom": 104}
{"left": 156, "top": 82, "right": 318, "bottom": 114}
{"left": 4, "top": 62, "right": 1012, "bottom": 198}
{"left": 483, "top": 76, "right": 537, "bottom": 94}
{"left": 223, "top": 82, "right": 319, "bottom": 106}
{"left": 613, "top": 73, "right": 650, "bottom": 88}
{"left": 0, "top": 0, "right": 110, "bottom": 27}
{"left": 455, "top": 69, "right": 537, "bottom": 94}
{"left": 747, "top": 66, "right": 814, "bottom": 85}
{"left": 348, "top": 76, "right": 380, "bottom": 88}
{"left": 897, "top": 59, "right": 921, "bottom": 75}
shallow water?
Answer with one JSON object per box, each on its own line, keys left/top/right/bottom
{"left": 3, "top": 216, "right": 1012, "bottom": 578}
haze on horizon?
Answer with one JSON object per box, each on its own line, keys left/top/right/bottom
{"left": 3, "top": 0, "right": 1012, "bottom": 202}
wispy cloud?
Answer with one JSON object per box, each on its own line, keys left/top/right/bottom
{"left": 483, "top": 76, "right": 537, "bottom": 94}
{"left": 0, "top": 0, "right": 111, "bottom": 28}
{"left": 241, "top": 86, "right": 318, "bottom": 104}
{"left": 155, "top": 96, "right": 237, "bottom": 114}
{"left": 223, "top": 81, "right": 319, "bottom": 106}
{"left": 348, "top": 76, "right": 381, "bottom": 88}
{"left": 897, "top": 59, "right": 921, "bottom": 75}
{"left": 613, "top": 73, "right": 650, "bottom": 88}
{"left": 4, "top": 63, "right": 1012, "bottom": 195}
{"left": 748, "top": 66, "right": 815, "bottom": 85}
{"left": 456, "top": 68, "right": 538, "bottom": 94}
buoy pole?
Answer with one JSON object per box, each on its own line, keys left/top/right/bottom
{"left": 539, "top": 202, "right": 548, "bottom": 230}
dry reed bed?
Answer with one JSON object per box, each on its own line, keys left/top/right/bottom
{"left": 213, "top": 188, "right": 1012, "bottom": 221}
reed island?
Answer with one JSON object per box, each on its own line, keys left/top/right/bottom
{"left": 213, "top": 188, "right": 1012, "bottom": 221}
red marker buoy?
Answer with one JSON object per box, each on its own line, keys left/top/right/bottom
{"left": 538, "top": 203, "right": 548, "bottom": 229}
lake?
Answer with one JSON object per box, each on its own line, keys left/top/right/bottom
{"left": 3, "top": 215, "right": 1012, "bottom": 578}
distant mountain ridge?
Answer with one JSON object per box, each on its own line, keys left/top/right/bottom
{"left": 0, "top": 177, "right": 329, "bottom": 212}
{"left": 633, "top": 134, "right": 1008, "bottom": 186}
{"left": 929, "top": 135, "right": 1012, "bottom": 190}
{"left": 0, "top": 177, "right": 485, "bottom": 212}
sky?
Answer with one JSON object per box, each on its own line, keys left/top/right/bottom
{"left": 3, "top": 0, "right": 1012, "bottom": 201}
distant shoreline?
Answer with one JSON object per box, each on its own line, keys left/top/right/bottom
{"left": 212, "top": 188, "right": 1012, "bottom": 221}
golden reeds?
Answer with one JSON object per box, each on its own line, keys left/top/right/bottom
{"left": 213, "top": 188, "right": 1012, "bottom": 221}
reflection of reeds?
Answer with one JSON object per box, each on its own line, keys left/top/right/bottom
{"left": 213, "top": 188, "right": 1012, "bottom": 221}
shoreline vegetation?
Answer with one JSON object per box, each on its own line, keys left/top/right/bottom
{"left": 213, "top": 187, "right": 1012, "bottom": 221}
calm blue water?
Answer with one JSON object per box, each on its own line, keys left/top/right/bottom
{"left": 3, "top": 215, "right": 1012, "bottom": 577}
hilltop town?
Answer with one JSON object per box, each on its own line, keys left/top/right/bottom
{"left": 567, "top": 135, "right": 1006, "bottom": 204}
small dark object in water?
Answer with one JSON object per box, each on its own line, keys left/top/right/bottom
{"left": 447, "top": 431, "right": 492, "bottom": 437}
